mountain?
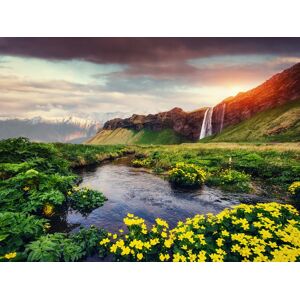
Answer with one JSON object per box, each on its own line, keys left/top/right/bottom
{"left": 0, "top": 116, "right": 102, "bottom": 143}
{"left": 205, "top": 99, "right": 300, "bottom": 142}
{"left": 88, "top": 62, "right": 300, "bottom": 145}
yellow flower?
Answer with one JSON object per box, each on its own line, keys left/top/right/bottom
{"left": 99, "top": 238, "right": 110, "bottom": 245}
{"left": 23, "top": 186, "right": 30, "bottom": 191}
{"left": 216, "top": 238, "right": 224, "bottom": 247}
{"left": 239, "top": 247, "right": 251, "bottom": 258}
{"left": 113, "top": 234, "right": 117, "bottom": 239}
{"left": 210, "top": 253, "right": 224, "bottom": 262}
{"left": 121, "top": 246, "right": 131, "bottom": 256}
{"left": 4, "top": 252, "right": 17, "bottom": 260}
{"left": 155, "top": 218, "right": 169, "bottom": 228}
{"left": 197, "top": 251, "right": 206, "bottom": 262}
{"left": 110, "top": 244, "right": 118, "bottom": 253}
{"left": 221, "top": 230, "right": 230, "bottom": 237}
{"left": 43, "top": 203, "right": 54, "bottom": 217}
{"left": 231, "top": 244, "right": 241, "bottom": 253}
{"left": 259, "top": 229, "right": 273, "bottom": 240}
{"left": 152, "top": 227, "right": 158, "bottom": 233}
{"left": 137, "top": 253, "right": 143, "bottom": 260}
{"left": 161, "top": 232, "right": 167, "bottom": 238}
{"left": 164, "top": 239, "right": 173, "bottom": 248}
{"left": 67, "top": 191, "right": 72, "bottom": 195}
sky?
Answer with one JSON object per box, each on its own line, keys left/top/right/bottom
{"left": 0, "top": 37, "right": 300, "bottom": 121}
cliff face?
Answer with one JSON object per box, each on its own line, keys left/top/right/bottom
{"left": 103, "top": 107, "right": 207, "bottom": 141}
{"left": 212, "top": 62, "right": 300, "bottom": 134}
{"left": 102, "top": 62, "right": 300, "bottom": 142}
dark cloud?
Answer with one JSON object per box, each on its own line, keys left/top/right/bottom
{"left": 1, "top": 38, "right": 300, "bottom": 64}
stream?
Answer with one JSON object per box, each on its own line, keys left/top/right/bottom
{"left": 64, "top": 158, "right": 274, "bottom": 232}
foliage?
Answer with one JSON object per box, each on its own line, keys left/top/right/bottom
{"left": 0, "top": 138, "right": 127, "bottom": 262}
{"left": 0, "top": 212, "right": 47, "bottom": 258}
{"left": 132, "top": 158, "right": 152, "bottom": 168}
{"left": 0, "top": 168, "right": 75, "bottom": 213}
{"left": 25, "top": 233, "right": 84, "bottom": 262}
{"left": 98, "top": 203, "right": 300, "bottom": 262}
{"left": 71, "top": 226, "right": 107, "bottom": 257}
{"left": 54, "top": 142, "right": 127, "bottom": 167}
{"left": 208, "top": 169, "right": 251, "bottom": 193}
{"left": 168, "top": 162, "right": 207, "bottom": 188}
{"left": 131, "top": 143, "right": 300, "bottom": 195}
{"left": 68, "top": 187, "right": 106, "bottom": 214}
{"left": 288, "top": 182, "right": 300, "bottom": 200}
{"left": 25, "top": 226, "right": 107, "bottom": 262}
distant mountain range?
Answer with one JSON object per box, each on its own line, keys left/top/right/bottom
{"left": 0, "top": 116, "right": 102, "bottom": 143}
{"left": 88, "top": 62, "right": 300, "bottom": 144}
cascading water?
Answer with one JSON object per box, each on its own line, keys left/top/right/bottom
{"left": 199, "top": 107, "right": 214, "bottom": 139}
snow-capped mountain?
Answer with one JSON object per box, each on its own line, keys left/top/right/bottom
{"left": 0, "top": 116, "right": 102, "bottom": 143}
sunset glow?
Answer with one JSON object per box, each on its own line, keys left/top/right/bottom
{"left": 0, "top": 38, "right": 300, "bottom": 120}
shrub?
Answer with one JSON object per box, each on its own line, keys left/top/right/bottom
{"left": 25, "top": 233, "right": 84, "bottom": 262}
{"left": 25, "top": 227, "right": 107, "bottom": 262}
{"left": 0, "top": 169, "right": 74, "bottom": 213}
{"left": 212, "top": 169, "right": 251, "bottom": 192}
{"left": 132, "top": 158, "right": 152, "bottom": 168}
{"left": 98, "top": 203, "right": 300, "bottom": 262}
{"left": 71, "top": 226, "right": 107, "bottom": 257}
{"left": 168, "top": 162, "right": 207, "bottom": 188}
{"left": 288, "top": 182, "right": 300, "bottom": 200}
{"left": 0, "top": 212, "right": 47, "bottom": 258}
{"left": 68, "top": 187, "right": 106, "bottom": 214}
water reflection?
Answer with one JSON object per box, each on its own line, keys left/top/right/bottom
{"left": 66, "top": 160, "right": 273, "bottom": 232}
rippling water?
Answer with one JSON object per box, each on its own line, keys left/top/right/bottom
{"left": 66, "top": 159, "right": 272, "bottom": 232}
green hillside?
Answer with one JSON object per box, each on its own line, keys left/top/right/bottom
{"left": 87, "top": 128, "right": 188, "bottom": 145}
{"left": 204, "top": 100, "right": 300, "bottom": 143}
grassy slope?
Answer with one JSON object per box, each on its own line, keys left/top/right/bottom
{"left": 87, "top": 128, "right": 188, "bottom": 145}
{"left": 204, "top": 100, "right": 300, "bottom": 143}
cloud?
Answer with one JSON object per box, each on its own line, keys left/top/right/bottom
{"left": 1, "top": 38, "right": 300, "bottom": 64}
{"left": 1, "top": 38, "right": 300, "bottom": 120}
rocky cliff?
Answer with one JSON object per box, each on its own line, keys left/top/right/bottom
{"left": 103, "top": 107, "right": 207, "bottom": 141}
{"left": 212, "top": 62, "right": 300, "bottom": 134}
{"left": 101, "top": 62, "right": 300, "bottom": 142}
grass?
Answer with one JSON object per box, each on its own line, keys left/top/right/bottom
{"left": 54, "top": 142, "right": 128, "bottom": 167}
{"left": 87, "top": 128, "right": 188, "bottom": 145}
{"left": 205, "top": 99, "right": 300, "bottom": 142}
{"left": 130, "top": 143, "right": 300, "bottom": 196}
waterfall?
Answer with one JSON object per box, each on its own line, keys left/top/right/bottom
{"left": 199, "top": 107, "right": 213, "bottom": 139}
{"left": 219, "top": 103, "right": 226, "bottom": 132}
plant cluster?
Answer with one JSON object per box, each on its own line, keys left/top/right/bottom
{"left": 288, "top": 182, "right": 300, "bottom": 200}
{"left": 25, "top": 226, "right": 106, "bottom": 262}
{"left": 98, "top": 203, "right": 300, "bottom": 262}
{"left": 67, "top": 187, "right": 106, "bottom": 214}
{"left": 168, "top": 162, "right": 207, "bottom": 188}
{"left": 208, "top": 169, "right": 251, "bottom": 192}
{"left": 0, "top": 138, "right": 118, "bottom": 262}
{"left": 132, "top": 158, "right": 152, "bottom": 168}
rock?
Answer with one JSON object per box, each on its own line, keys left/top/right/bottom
{"left": 103, "top": 107, "right": 207, "bottom": 141}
